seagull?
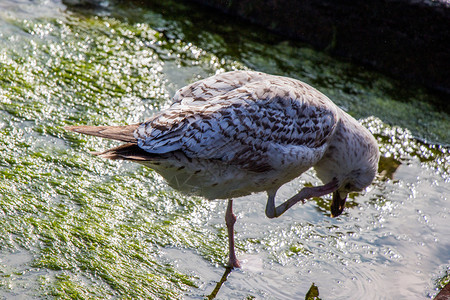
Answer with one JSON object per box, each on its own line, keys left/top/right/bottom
{"left": 65, "top": 70, "right": 380, "bottom": 268}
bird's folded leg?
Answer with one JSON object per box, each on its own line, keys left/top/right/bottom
{"left": 265, "top": 178, "right": 339, "bottom": 218}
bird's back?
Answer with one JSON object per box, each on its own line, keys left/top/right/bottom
{"left": 133, "top": 71, "right": 341, "bottom": 198}
{"left": 68, "top": 71, "right": 344, "bottom": 199}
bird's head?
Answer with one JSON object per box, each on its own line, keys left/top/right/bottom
{"left": 330, "top": 163, "right": 378, "bottom": 217}
{"left": 313, "top": 109, "right": 380, "bottom": 217}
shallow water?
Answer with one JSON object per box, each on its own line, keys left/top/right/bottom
{"left": 0, "top": 0, "right": 449, "bottom": 299}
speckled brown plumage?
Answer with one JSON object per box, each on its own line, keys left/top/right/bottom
{"left": 66, "top": 70, "right": 380, "bottom": 268}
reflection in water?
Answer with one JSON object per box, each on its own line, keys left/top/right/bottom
{"left": 207, "top": 267, "right": 232, "bottom": 300}
{"left": 206, "top": 267, "right": 322, "bottom": 300}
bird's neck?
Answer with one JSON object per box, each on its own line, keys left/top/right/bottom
{"left": 313, "top": 111, "right": 378, "bottom": 186}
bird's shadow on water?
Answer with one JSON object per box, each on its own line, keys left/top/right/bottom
{"left": 205, "top": 267, "right": 321, "bottom": 300}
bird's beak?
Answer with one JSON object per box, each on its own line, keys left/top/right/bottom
{"left": 330, "top": 191, "right": 347, "bottom": 217}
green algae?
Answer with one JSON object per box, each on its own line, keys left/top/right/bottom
{"left": 0, "top": 8, "right": 227, "bottom": 298}
{"left": 305, "top": 283, "right": 321, "bottom": 300}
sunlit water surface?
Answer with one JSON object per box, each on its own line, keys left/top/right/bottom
{"left": 0, "top": 0, "right": 449, "bottom": 299}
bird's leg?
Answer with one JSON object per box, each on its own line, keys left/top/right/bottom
{"left": 265, "top": 178, "right": 339, "bottom": 218}
{"left": 225, "top": 199, "right": 241, "bottom": 268}
{"left": 265, "top": 189, "right": 277, "bottom": 219}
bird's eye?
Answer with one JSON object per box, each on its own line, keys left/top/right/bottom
{"left": 344, "top": 183, "right": 351, "bottom": 190}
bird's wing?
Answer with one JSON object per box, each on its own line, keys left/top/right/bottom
{"left": 171, "top": 71, "right": 267, "bottom": 105}
{"left": 135, "top": 73, "right": 339, "bottom": 172}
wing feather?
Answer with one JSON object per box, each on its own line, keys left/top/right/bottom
{"left": 136, "top": 72, "right": 339, "bottom": 173}
{"left": 172, "top": 71, "right": 267, "bottom": 105}
{"left": 65, "top": 124, "right": 139, "bottom": 143}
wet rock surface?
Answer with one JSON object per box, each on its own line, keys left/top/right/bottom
{"left": 435, "top": 282, "right": 450, "bottom": 300}
{"left": 190, "top": 0, "right": 450, "bottom": 94}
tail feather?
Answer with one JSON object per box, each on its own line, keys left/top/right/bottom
{"left": 65, "top": 124, "right": 139, "bottom": 143}
{"left": 92, "top": 143, "right": 157, "bottom": 161}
